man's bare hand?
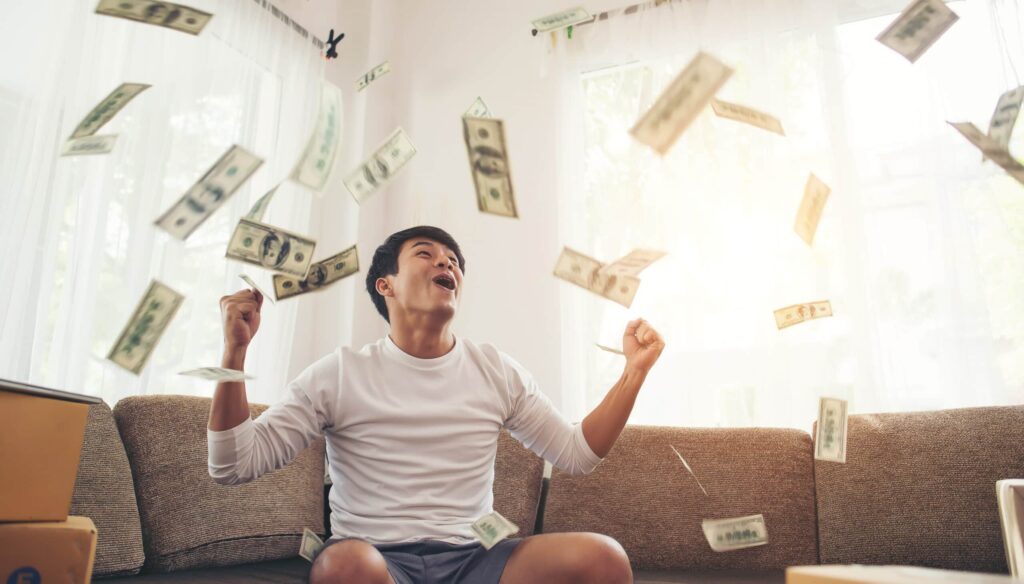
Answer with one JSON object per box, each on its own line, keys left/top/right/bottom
{"left": 622, "top": 318, "right": 665, "bottom": 373}
{"left": 220, "top": 288, "right": 263, "bottom": 351}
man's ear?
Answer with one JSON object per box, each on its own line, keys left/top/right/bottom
{"left": 375, "top": 276, "right": 393, "bottom": 297}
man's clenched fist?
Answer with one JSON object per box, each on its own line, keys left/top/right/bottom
{"left": 220, "top": 288, "right": 263, "bottom": 350}
{"left": 622, "top": 318, "right": 665, "bottom": 374}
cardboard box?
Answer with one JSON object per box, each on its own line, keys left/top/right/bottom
{"left": 0, "top": 516, "right": 97, "bottom": 584}
{"left": 787, "top": 565, "right": 1017, "bottom": 583}
{"left": 0, "top": 378, "right": 100, "bottom": 522}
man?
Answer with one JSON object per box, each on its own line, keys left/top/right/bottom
{"left": 209, "top": 226, "right": 665, "bottom": 584}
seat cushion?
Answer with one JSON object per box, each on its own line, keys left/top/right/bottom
{"left": 543, "top": 425, "right": 818, "bottom": 572}
{"left": 814, "top": 405, "right": 1024, "bottom": 573}
{"left": 634, "top": 570, "right": 786, "bottom": 583}
{"left": 114, "top": 396, "right": 325, "bottom": 573}
{"left": 70, "top": 402, "right": 145, "bottom": 578}
{"left": 493, "top": 429, "right": 545, "bottom": 536}
{"left": 105, "top": 557, "right": 308, "bottom": 583}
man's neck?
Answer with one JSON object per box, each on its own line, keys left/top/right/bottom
{"left": 388, "top": 319, "right": 455, "bottom": 359}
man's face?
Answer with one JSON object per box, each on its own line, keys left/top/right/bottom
{"left": 379, "top": 238, "right": 463, "bottom": 325}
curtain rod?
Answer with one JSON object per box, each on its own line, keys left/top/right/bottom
{"left": 532, "top": 0, "right": 681, "bottom": 36}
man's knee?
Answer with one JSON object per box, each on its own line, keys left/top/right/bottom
{"left": 568, "top": 533, "right": 632, "bottom": 584}
{"left": 310, "top": 539, "right": 392, "bottom": 584}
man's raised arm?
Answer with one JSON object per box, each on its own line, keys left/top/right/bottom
{"left": 209, "top": 289, "right": 262, "bottom": 432}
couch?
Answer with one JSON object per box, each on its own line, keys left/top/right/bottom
{"left": 69, "top": 395, "right": 1024, "bottom": 583}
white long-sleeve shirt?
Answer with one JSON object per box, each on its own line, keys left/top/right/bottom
{"left": 207, "top": 335, "right": 603, "bottom": 544}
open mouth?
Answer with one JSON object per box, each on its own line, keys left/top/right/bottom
{"left": 432, "top": 274, "right": 456, "bottom": 292}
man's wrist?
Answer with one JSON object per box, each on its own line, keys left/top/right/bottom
{"left": 622, "top": 364, "right": 649, "bottom": 385}
{"left": 222, "top": 345, "right": 248, "bottom": 369}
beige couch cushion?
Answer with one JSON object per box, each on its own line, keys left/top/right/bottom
{"left": 114, "top": 396, "right": 325, "bottom": 572}
{"left": 70, "top": 402, "right": 145, "bottom": 578}
{"left": 543, "top": 425, "right": 818, "bottom": 571}
{"left": 493, "top": 429, "right": 545, "bottom": 536}
{"left": 815, "top": 405, "right": 1024, "bottom": 573}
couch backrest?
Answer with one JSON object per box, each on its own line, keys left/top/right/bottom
{"left": 494, "top": 428, "right": 546, "bottom": 536}
{"left": 543, "top": 425, "right": 819, "bottom": 571}
{"left": 114, "top": 396, "right": 325, "bottom": 573}
{"left": 815, "top": 405, "right": 1024, "bottom": 573}
{"left": 70, "top": 402, "right": 146, "bottom": 578}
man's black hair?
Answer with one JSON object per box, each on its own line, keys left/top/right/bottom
{"left": 365, "top": 226, "right": 466, "bottom": 323}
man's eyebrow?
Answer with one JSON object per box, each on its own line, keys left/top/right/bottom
{"left": 409, "top": 241, "right": 434, "bottom": 250}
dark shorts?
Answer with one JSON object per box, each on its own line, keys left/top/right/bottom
{"left": 321, "top": 537, "right": 523, "bottom": 584}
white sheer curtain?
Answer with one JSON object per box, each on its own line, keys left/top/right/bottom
{"left": 0, "top": 0, "right": 327, "bottom": 406}
{"left": 547, "top": 0, "right": 1024, "bottom": 428}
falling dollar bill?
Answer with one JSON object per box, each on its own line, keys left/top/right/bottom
{"left": 710, "top": 98, "right": 785, "bottom": 136}
{"left": 70, "top": 82, "right": 150, "bottom": 139}
{"left": 948, "top": 121, "right": 1024, "bottom": 186}
{"left": 344, "top": 127, "right": 417, "bottom": 204}
{"left": 553, "top": 247, "right": 640, "bottom": 308}
{"left": 299, "top": 528, "right": 325, "bottom": 562}
{"left": 471, "top": 511, "right": 519, "bottom": 550}
{"left": 876, "top": 0, "right": 958, "bottom": 63}
{"left": 154, "top": 145, "right": 264, "bottom": 240}
{"left": 292, "top": 81, "right": 343, "bottom": 192}
{"left": 107, "top": 280, "right": 184, "bottom": 375}
{"left": 239, "top": 274, "right": 274, "bottom": 305}
{"left": 702, "top": 514, "right": 769, "bottom": 552}
{"left": 272, "top": 245, "right": 359, "bottom": 300}
{"left": 178, "top": 367, "right": 253, "bottom": 382}
{"left": 794, "top": 173, "right": 831, "bottom": 246}
{"left": 463, "top": 117, "right": 518, "bottom": 218}
{"left": 631, "top": 52, "right": 733, "bottom": 155}
{"left": 464, "top": 97, "right": 492, "bottom": 118}
{"left": 986, "top": 86, "right": 1024, "bottom": 157}
{"left": 599, "top": 249, "right": 667, "bottom": 278}
{"left": 815, "top": 397, "right": 848, "bottom": 463}
{"left": 61, "top": 135, "right": 118, "bottom": 157}
{"left": 226, "top": 219, "right": 316, "bottom": 277}
{"left": 669, "top": 445, "right": 709, "bottom": 496}
{"left": 357, "top": 61, "right": 391, "bottom": 91}
{"left": 245, "top": 185, "right": 278, "bottom": 222}
{"left": 595, "top": 343, "right": 625, "bottom": 356}
{"left": 95, "top": 0, "right": 213, "bottom": 35}
{"left": 532, "top": 6, "right": 591, "bottom": 33}
{"left": 774, "top": 300, "right": 833, "bottom": 330}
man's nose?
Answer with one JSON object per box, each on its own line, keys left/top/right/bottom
{"left": 436, "top": 257, "right": 453, "bottom": 269}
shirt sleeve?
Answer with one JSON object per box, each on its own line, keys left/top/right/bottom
{"left": 500, "top": 351, "right": 603, "bottom": 476}
{"left": 207, "top": 349, "right": 338, "bottom": 485}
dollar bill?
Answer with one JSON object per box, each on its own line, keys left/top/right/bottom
{"left": 595, "top": 343, "right": 625, "bottom": 356}
{"left": 532, "top": 6, "right": 592, "bottom": 33}
{"left": 344, "top": 128, "right": 417, "bottom": 204}
{"left": 463, "top": 117, "right": 518, "bottom": 218}
{"left": 107, "top": 280, "right": 184, "bottom": 375}
{"left": 631, "top": 52, "right": 733, "bottom": 155}
{"left": 357, "top": 61, "right": 391, "bottom": 91}
{"left": 95, "top": 0, "right": 213, "bottom": 35}
{"left": 272, "top": 245, "right": 359, "bottom": 300}
{"left": 794, "top": 173, "right": 831, "bottom": 246}
{"left": 774, "top": 300, "right": 833, "bottom": 330}
{"left": 299, "top": 528, "right": 324, "bottom": 562}
{"left": 178, "top": 367, "right": 252, "bottom": 382}
{"left": 987, "top": 86, "right": 1024, "bottom": 156}
{"left": 600, "top": 249, "right": 667, "bottom": 278}
{"left": 876, "top": 0, "right": 959, "bottom": 63}
{"left": 154, "top": 145, "right": 264, "bottom": 240}
{"left": 226, "top": 219, "right": 316, "bottom": 278}
{"left": 245, "top": 185, "right": 278, "bottom": 222}
{"left": 292, "top": 81, "right": 344, "bottom": 192}
{"left": 815, "top": 397, "right": 848, "bottom": 463}
{"left": 553, "top": 247, "right": 640, "bottom": 308}
{"left": 702, "top": 514, "right": 769, "bottom": 552}
{"left": 464, "top": 97, "right": 492, "bottom": 118}
{"left": 949, "top": 121, "right": 1024, "bottom": 185}
{"left": 471, "top": 511, "right": 519, "bottom": 551}
{"left": 239, "top": 274, "right": 274, "bottom": 305}
{"left": 710, "top": 98, "right": 785, "bottom": 136}
{"left": 70, "top": 83, "right": 150, "bottom": 139}
{"left": 669, "top": 445, "right": 709, "bottom": 496}
{"left": 61, "top": 135, "right": 118, "bottom": 156}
